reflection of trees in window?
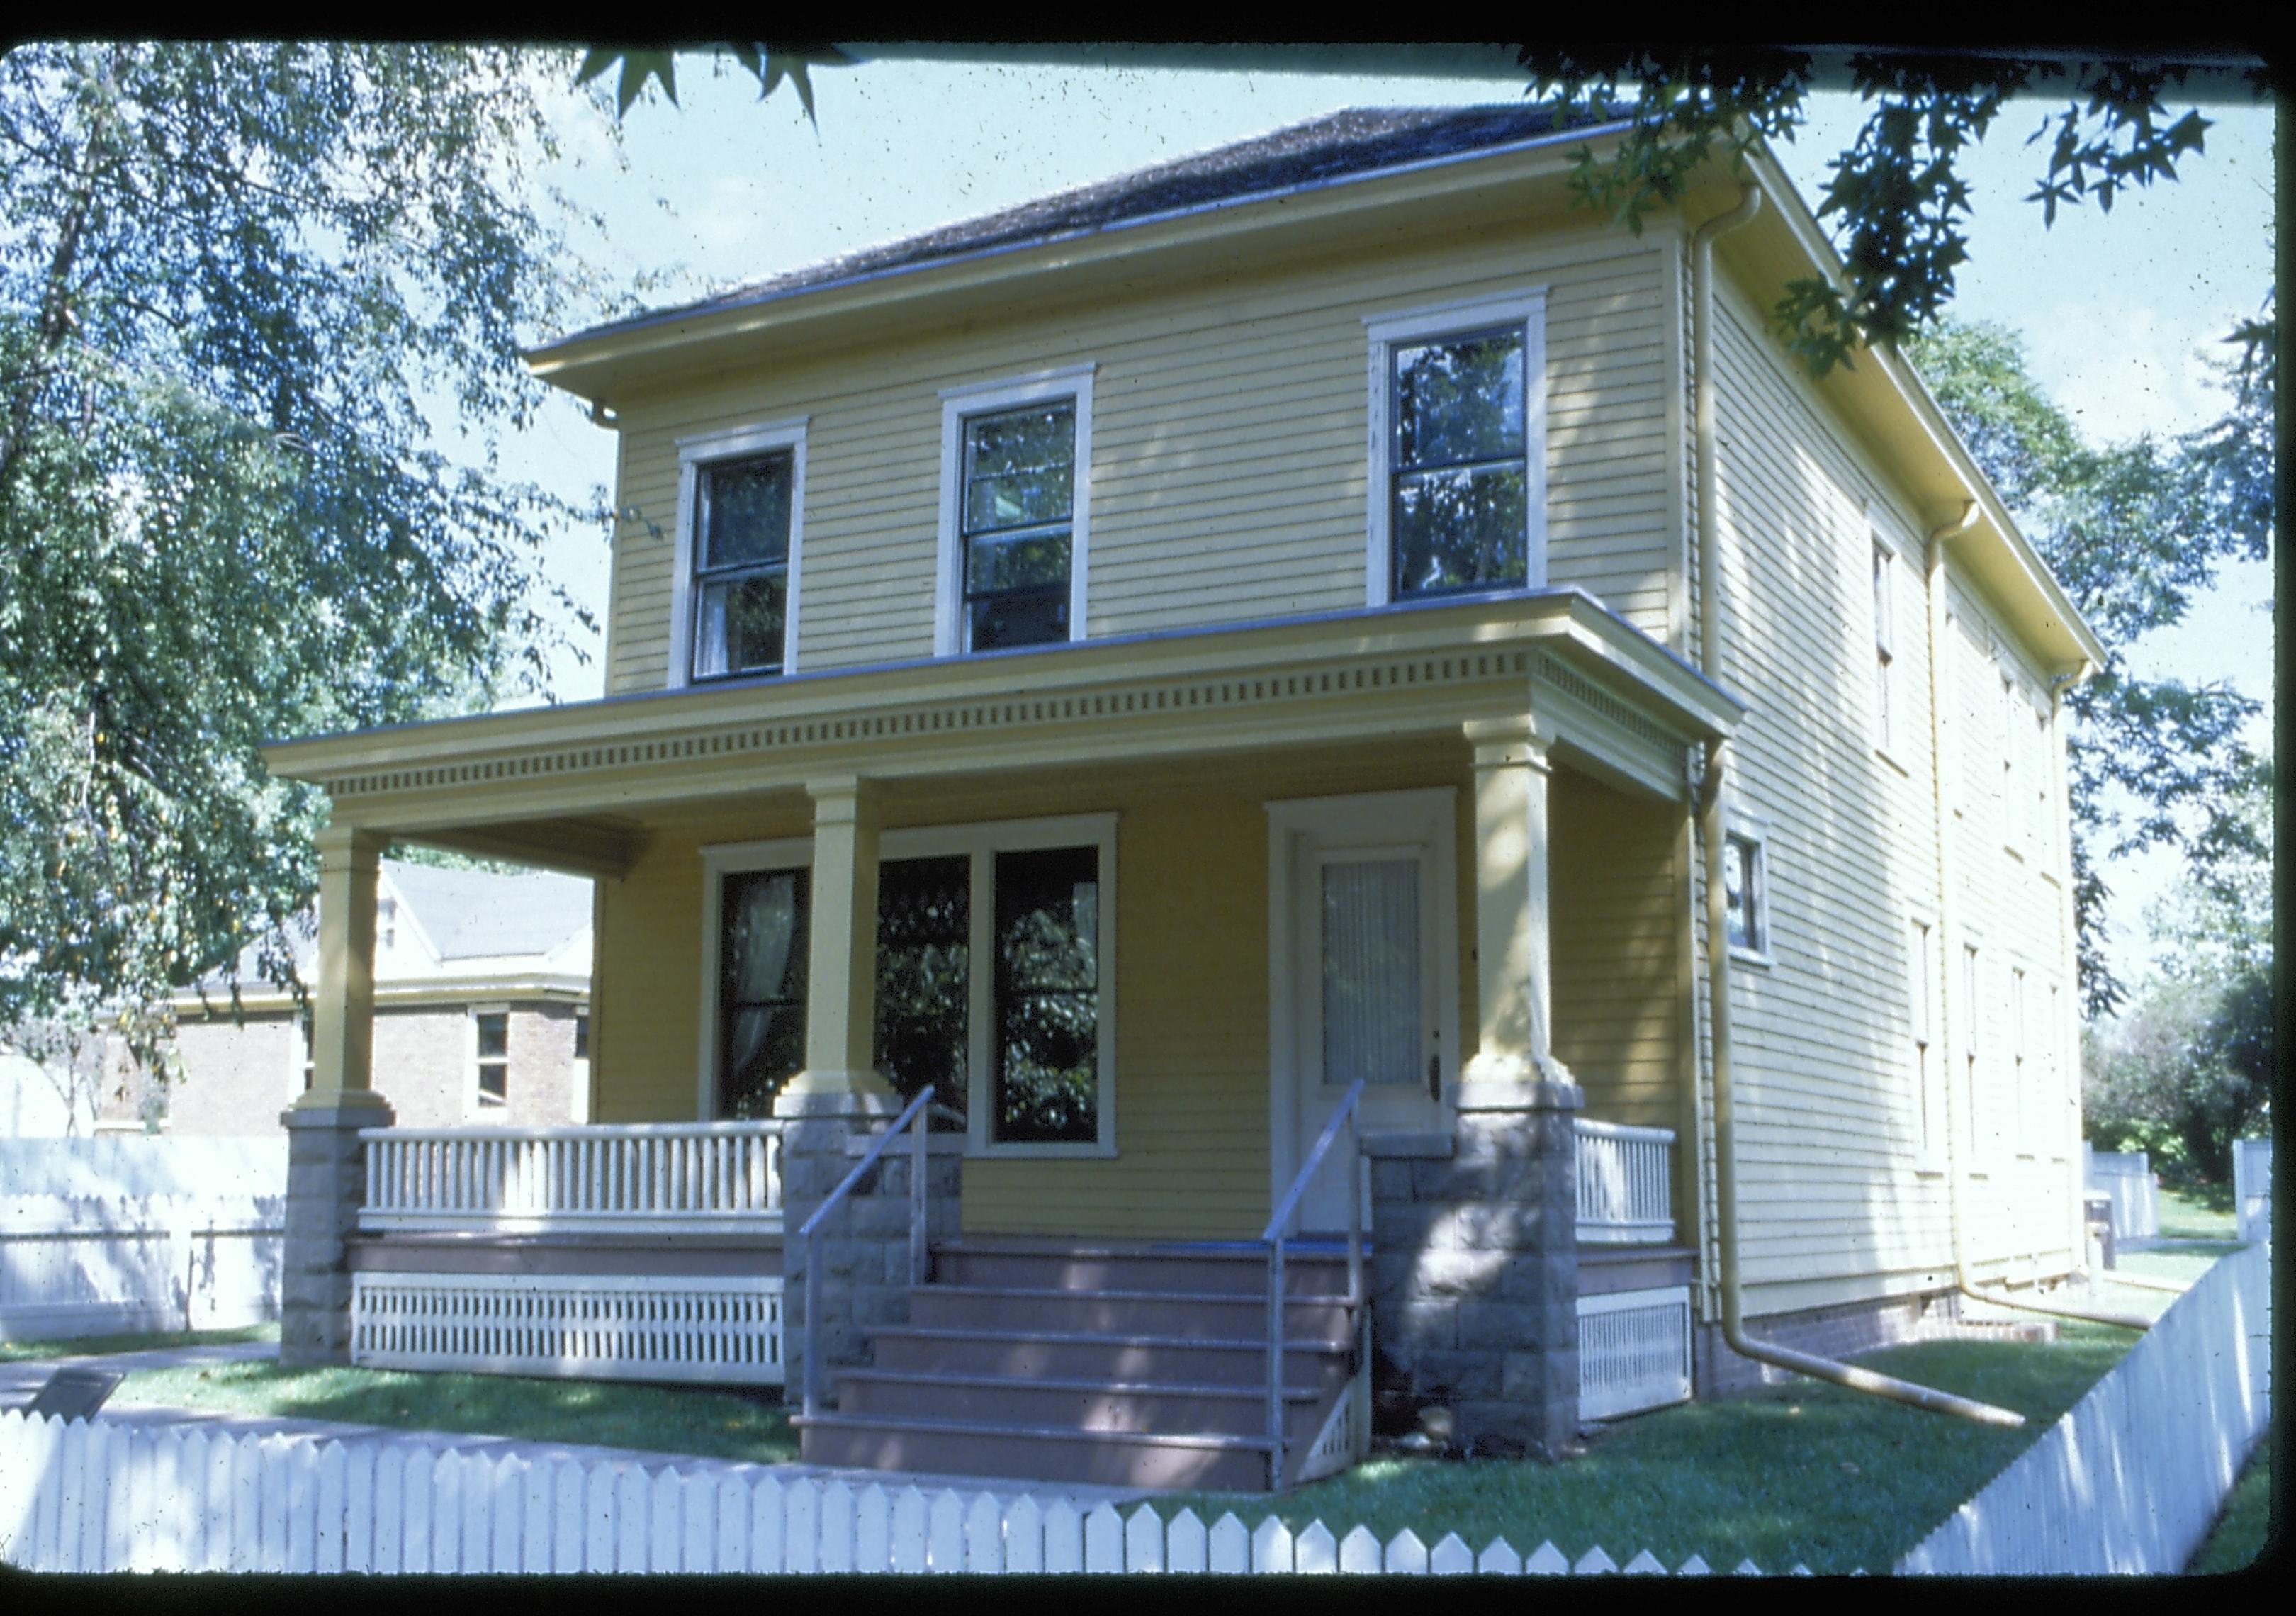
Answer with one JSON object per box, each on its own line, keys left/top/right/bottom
{"left": 875, "top": 855, "right": 969, "bottom": 1121}
{"left": 719, "top": 868, "right": 808, "bottom": 1118}
{"left": 962, "top": 403, "right": 1074, "bottom": 650}
{"left": 1391, "top": 329, "right": 1527, "bottom": 597}
{"left": 692, "top": 453, "right": 792, "bottom": 680}
{"left": 992, "top": 846, "right": 1098, "bottom": 1143}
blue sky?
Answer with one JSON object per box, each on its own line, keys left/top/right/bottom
{"left": 495, "top": 53, "right": 2275, "bottom": 986}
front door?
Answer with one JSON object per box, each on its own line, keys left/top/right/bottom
{"left": 1269, "top": 790, "right": 1457, "bottom": 1234}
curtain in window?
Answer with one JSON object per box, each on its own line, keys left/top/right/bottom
{"left": 720, "top": 868, "right": 808, "bottom": 1118}
{"left": 1320, "top": 858, "right": 1420, "bottom": 1087}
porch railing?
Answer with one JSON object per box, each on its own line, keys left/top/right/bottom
{"left": 1261, "top": 1078, "right": 1366, "bottom": 1494}
{"left": 358, "top": 1121, "right": 784, "bottom": 1237}
{"left": 1573, "top": 1118, "right": 1675, "bottom": 1245}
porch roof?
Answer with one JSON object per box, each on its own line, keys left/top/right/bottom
{"left": 262, "top": 590, "right": 1744, "bottom": 878}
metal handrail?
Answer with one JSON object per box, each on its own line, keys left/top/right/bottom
{"left": 1259, "top": 1077, "right": 1366, "bottom": 1493}
{"left": 797, "top": 1085, "right": 937, "bottom": 1423}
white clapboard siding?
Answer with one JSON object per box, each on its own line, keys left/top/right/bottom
{"left": 350, "top": 1271, "right": 785, "bottom": 1386}
{"left": 359, "top": 1122, "right": 783, "bottom": 1236}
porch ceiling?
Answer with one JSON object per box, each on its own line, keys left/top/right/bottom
{"left": 263, "top": 590, "right": 1745, "bottom": 855}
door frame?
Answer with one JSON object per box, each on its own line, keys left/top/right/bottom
{"left": 1265, "top": 787, "right": 1461, "bottom": 1216}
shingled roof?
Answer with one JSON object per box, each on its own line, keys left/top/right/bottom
{"left": 549, "top": 103, "right": 1573, "bottom": 349}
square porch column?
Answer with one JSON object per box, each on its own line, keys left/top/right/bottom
{"left": 280, "top": 824, "right": 393, "bottom": 1368}
{"left": 1368, "top": 717, "right": 1581, "bottom": 1459}
{"left": 777, "top": 775, "right": 916, "bottom": 1408}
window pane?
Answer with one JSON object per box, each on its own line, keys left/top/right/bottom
{"left": 1724, "top": 838, "right": 1752, "bottom": 949}
{"left": 966, "top": 583, "right": 1069, "bottom": 651}
{"left": 1392, "top": 464, "right": 1527, "bottom": 595}
{"left": 699, "top": 454, "right": 792, "bottom": 571}
{"left": 1394, "top": 331, "right": 1523, "bottom": 468}
{"left": 876, "top": 855, "right": 970, "bottom": 1120}
{"left": 719, "top": 868, "right": 809, "bottom": 1120}
{"left": 965, "top": 529, "right": 1070, "bottom": 594}
{"left": 476, "top": 1013, "right": 507, "bottom": 1060}
{"left": 694, "top": 571, "right": 787, "bottom": 678}
{"left": 1321, "top": 859, "right": 1421, "bottom": 1087}
{"left": 964, "top": 405, "right": 1075, "bottom": 533}
{"left": 992, "top": 845, "right": 1098, "bottom": 1143}
{"left": 478, "top": 1061, "right": 507, "bottom": 1103}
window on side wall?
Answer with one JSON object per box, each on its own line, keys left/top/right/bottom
{"left": 1366, "top": 292, "right": 1546, "bottom": 607}
{"left": 1909, "top": 916, "right": 1940, "bottom": 1167}
{"left": 876, "top": 816, "right": 1116, "bottom": 1155}
{"left": 1723, "top": 829, "right": 1769, "bottom": 960}
{"left": 1873, "top": 540, "right": 1897, "bottom": 757}
{"left": 669, "top": 420, "right": 808, "bottom": 688}
{"left": 937, "top": 369, "right": 1093, "bottom": 656}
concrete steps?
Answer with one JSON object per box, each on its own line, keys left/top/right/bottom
{"left": 794, "top": 1238, "right": 1364, "bottom": 1492}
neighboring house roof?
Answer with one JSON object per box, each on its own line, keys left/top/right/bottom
{"left": 541, "top": 105, "right": 1568, "bottom": 351}
{"left": 181, "top": 860, "right": 592, "bottom": 1009}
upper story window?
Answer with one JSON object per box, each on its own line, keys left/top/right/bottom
{"left": 473, "top": 1009, "right": 509, "bottom": 1111}
{"left": 938, "top": 367, "right": 1094, "bottom": 657}
{"left": 1872, "top": 539, "right": 1898, "bottom": 757}
{"left": 668, "top": 420, "right": 809, "bottom": 688}
{"left": 1365, "top": 291, "right": 1547, "bottom": 607}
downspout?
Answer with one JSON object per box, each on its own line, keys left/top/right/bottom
{"left": 1693, "top": 187, "right": 2022, "bottom": 1425}
{"left": 1923, "top": 513, "right": 2153, "bottom": 1331}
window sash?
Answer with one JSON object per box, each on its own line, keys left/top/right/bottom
{"left": 1388, "top": 325, "right": 1529, "bottom": 600}
{"left": 960, "top": 403, "right": 1075, "bottom": 651}
{"left": 690, "top": 451, "right": 794, "bottom": 681}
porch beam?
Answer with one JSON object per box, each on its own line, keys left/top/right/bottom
{"left": 1461, "top": 714, "right": 1570, "bottom": 1088}
{"left": 779, "top": 773, "right": 898, "bottom": 1109}
{"left": 296, "top": 824, "right": 390, "bottom": 1113}
{"left": 397, "top": 819, "right": 644, "bottom": 880}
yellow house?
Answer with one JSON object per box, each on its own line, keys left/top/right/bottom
{"left": 262, "top": 107, "right": 2105, "bottom": 1491}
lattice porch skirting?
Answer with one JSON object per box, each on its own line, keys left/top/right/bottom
{"left": 1577, "top": 1285, "right": 1693, "bottom": 1421}
{"left": 350, "top": 1272, "right": 786, "bottom": 1386}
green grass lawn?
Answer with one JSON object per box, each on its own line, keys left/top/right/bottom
{"left": 2189, "top": 1439, "right": 2273, "bottom": 1574}
{"left": 111, "top": 1358, "right": 800, "bottom": 1464}
{"left": 1155, "top": 1322, "right": 2151, "bottom": 1575}
{"left": 2156, "top": 1185, "right": 2240, "bottom": 1242}
{"left": 0, "top": 1323, "right": 277, "bottom": 1364}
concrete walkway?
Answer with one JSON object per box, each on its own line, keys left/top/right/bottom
{"left": 0, "top": 1342, "right": 1156, "bottom": 1510}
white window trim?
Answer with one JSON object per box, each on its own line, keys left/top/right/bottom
{"left": 467, "top": 1003, "right": 512, "bottom": 1121}
{"left": 667, "top": 417, "right": 811, "bottom": 690}
{"left": 1908, "top": 909, "right": 1945, "bottom": 1174}
{"left": 935, "top": 366, "right": 1096, "bottom": 658}
{"left": 1363, "top": 289, "right": 1548, "bottom": 608}
{"left": 696, "top": 837, "right": 815, "bottom": 1121}
{"left": 1722, "top": 812, "right": 1773, "bottom": 967}
{"left": 882, "top": 812, "right": 1118, "bottom": 1159}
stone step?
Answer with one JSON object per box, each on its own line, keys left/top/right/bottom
{"left": 866, "top": 1324, "right": 1355, "bottom": 1388}
{"left": 833, "top": 1367, "right": 1332, "bottom": 1444}
{"left": 906, "top": 1284, "right": 1355, "bottom": 1340}
{"left": 794, "top": 1411, "right": 1277, "bottom": 1493}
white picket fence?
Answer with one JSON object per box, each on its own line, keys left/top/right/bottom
{"left": 1897, "top": 1238, "right": 2272, "bottom": 1574}
{"left": 2232, "top": 1138, "right": 2271, "bottom": 1246}
{"left": 2083, "top": 1147, "right": 2160, "bottom": 1242}
{"left": 0, "top": 1138, "right": 286, "bottom": 1340}
{"left": 0, "top": 1410, "right": 1831, "bottom": 1575}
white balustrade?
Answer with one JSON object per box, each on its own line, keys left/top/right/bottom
{"left": 1573, "top": 1118, "right": 1675, "bottom": 1245}
{"left": 359, "top": 1122, "right": 784, "bottom": 1235}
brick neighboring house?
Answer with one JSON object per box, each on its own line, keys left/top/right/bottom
{"left": 122, "top": 861, "right": 594, "bottom": 1135}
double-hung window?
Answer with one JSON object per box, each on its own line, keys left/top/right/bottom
{"left": 877, "top": 816, "right": 1116, "bottom": 1155}
{"left": 1366, "top": 292, "right": 1546, "bottom": 606}
{"left": 938, "top": 368, "right": 1093, "bottom": 656}
{"left": 670, "top": 420, "right": 808, "bottom": 686}
{"left": 471, "top": 1009, "right": 509, "bottom": 1113}
{"left": 699, "top": 840, "right": 813, "bottom": 1121}
{"left": 1723, "top": 826, "right": 1770, "bottom": 961}
{"left": 1873, "top": 540, "right": 1897, "bottom": 757}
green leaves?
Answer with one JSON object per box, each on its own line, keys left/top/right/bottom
{"left": 0, "top": 44, "right": 608, "bottom": 1073}
{"left": 578, "top": 43, "right": 852, "bottom": 127}
{"left": 1519, "top": 50, "right": 2241, "bottom": 378}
